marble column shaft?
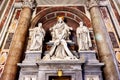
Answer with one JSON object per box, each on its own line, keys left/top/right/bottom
{"left": 89, "top": 2, "right": 120, "bottom": 80}
{"left": 1, "top": 7, "right": 32, "bottom": 80}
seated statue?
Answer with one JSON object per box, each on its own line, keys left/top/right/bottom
{"left": 43, "top": 17, "right": 77, "bottom": 60}
{"left": 49, "top": 17, "right": 73, "bottom": 42}
{"left": 29, "top": 23, "right": 45, "bottom": 52}
{"left": 76, "top": 21, "right": 92, "bottom": 51}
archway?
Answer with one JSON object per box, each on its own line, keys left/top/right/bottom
{"left": 31, "top": 7, "right": 91, "bottom": 29}
{"left": 30, "top": 6, "right": 93, "bottom": 53}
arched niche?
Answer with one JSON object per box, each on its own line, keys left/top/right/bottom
{"left": 31, "top": 7, "right": 91, "bottom": 29}
{"left": 29, "top": 7, "right": 93, "bottom": 51}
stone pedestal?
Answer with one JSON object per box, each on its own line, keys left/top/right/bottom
{"left": 18, "top": 64, "right": 38, "bottom": 80}
{"left": 18, "top": 50, "right": 104, "bottom": 80}
{"left": 18, "top": 51, "right": 42, "bottom": 80}
{"left": 84, "top": 64, "right": 104, "bottom": 80}
{"left": 79, "top": 50, "right": 99, "bottom": 63}
{"left": 23, "top": 51, "right": 42, "bottom": 63}
{"left": 37, "top": 60, "right": 84, "bottom": 80}
{"left": 79, "top": 51, "right": 104, "bottom": 80}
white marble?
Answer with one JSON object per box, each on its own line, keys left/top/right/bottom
{"left": 76, "top": 22, "right": 92, "bottom": 51}
{"left": 29, "top": 23, "right": 45, "bottom": 52}
{"left": 43, "top": 17, "right": 77, "bottom": 60}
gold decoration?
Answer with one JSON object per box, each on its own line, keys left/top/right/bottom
{"left": 57, "top": 16, "right": 64, "bottom": 20}
{"left": 57, "top": 69, "right": 63, "bottom": 77}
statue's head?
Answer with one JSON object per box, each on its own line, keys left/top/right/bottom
{"left": 57, "top": 16, "right": 64, "bottom": 23}
{"left": 79, "top": 21, "right": 83, "bottom": 27}
{"left": 38, "top": 23, "right": 42, "bottom": 28}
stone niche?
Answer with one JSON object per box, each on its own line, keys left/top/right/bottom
{"left": 18, "top": 6, "right": 104, "bottom": 80}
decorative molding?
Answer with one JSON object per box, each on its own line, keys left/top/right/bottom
{"left": 0, "top": 4, "right": 15, "bottom": 48}
{"left": 86, "top": 0, "right": 99, "bottom": 10}
{"left": 22, "top": 0, "right": 36, "bottom": 9}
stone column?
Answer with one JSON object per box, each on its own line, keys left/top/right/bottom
{"left": 1, "top": 1, "right": 34, "bottom": 80}
{"left": 87, "top": 0, "right": 120, "bottom": 80}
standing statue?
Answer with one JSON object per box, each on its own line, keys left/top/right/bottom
{"left": 29, "top": 23, "right": 45, "bottom": 52}
{"left": 76, "top": 21, "right": 92, "bottom": 51}
{"left": 43, "top": 17, "right": 77, "bottom": 60}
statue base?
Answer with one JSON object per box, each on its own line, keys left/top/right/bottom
{"left": 36, "top": 60, "right": 84, "bottom": 80}
{"left": 18, "top": 50, "right": 104, "bottom": 80}
{"left": 22, "top": 50, "right": 42, "bottom": 64}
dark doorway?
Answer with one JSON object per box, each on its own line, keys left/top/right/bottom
{"left": 49, "top": 76, "right": 71, "bottom": 80}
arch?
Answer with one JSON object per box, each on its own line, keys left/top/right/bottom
{"left": 31, "top": 7, "right": 91, "bottom": 28}
{"left": 29, "top": 7, "right": 95, "bottom": 52}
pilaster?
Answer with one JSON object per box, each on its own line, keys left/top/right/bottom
{"left": 1, "top": 0, "right": 35, "bottom": 80}
{"left": 87, "top": 0, "right": 120, "bottom": 80}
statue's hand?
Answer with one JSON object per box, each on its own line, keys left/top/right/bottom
{"left": 54, "top": 39, "right": 60, "bottom": 45}
{"left": 70, "top": 27, "right": 73, "bottom": 30}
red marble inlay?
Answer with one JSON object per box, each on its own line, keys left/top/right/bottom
{"left": 56, "top": 12, "right": 65, "bottom": 16}
{"left": 67, "top": 13, "right": 74, "bottom": 19}
{"left": 47, "top": 13, "right": 55, "bottom": 20}
{"left": 75, "top": 16, "right": 81, "bottom": 23}
{"left": 15, "top": 0, "right": 22, "bottom": 2}
{"left": 109, "top": 32, "right": 119, "bottom": 48}
{"left": 40, "top": 17, "right": 47, "bottom": 23}
{"left": 15, "top": 10, "right": 21, "bottom": 19}
{"left": 36, "top": 7, "right": 48, "bottom": 14}
{"left": 32, "top": 6, "right": 91, "bottom": 28}
{"left": 110, "top": 0, "right": 120, "bottom": 25}
{"left": 76, "top": 6, "right": 85, "bottom": 13}
{"left": 0, "top": 0, "right": 3, "bottom": 5}
{"left": 0, "top": 0, "right": 14, "bottom": 30}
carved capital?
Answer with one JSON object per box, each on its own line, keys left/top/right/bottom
{"left": 86, "top": 0, "right": 99, "bottom": 10}
{"left": 22, "top": 0, "right": 36, "bottom": 9}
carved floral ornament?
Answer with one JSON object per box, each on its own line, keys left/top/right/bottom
{"left": 86, "top": 0, "right": 99, "bottom": 10}
{"left": 22, "top": 0, "right": 36, "bottom": 8}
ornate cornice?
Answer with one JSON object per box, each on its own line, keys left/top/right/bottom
{"left": 86, "top": 0, "right": 99, "bottom": 10}
{"left": 22, "top": 0, "right": 36, "bottom": 9}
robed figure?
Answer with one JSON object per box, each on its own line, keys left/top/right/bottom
{"left": 43, "top": 17, "right": 77, "bottom": 60}
{"left": 29, "top": 23, "right": 45, "bottom": 52}
{"left": 76, "top": 22, "right": 92, "bottom": 51}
